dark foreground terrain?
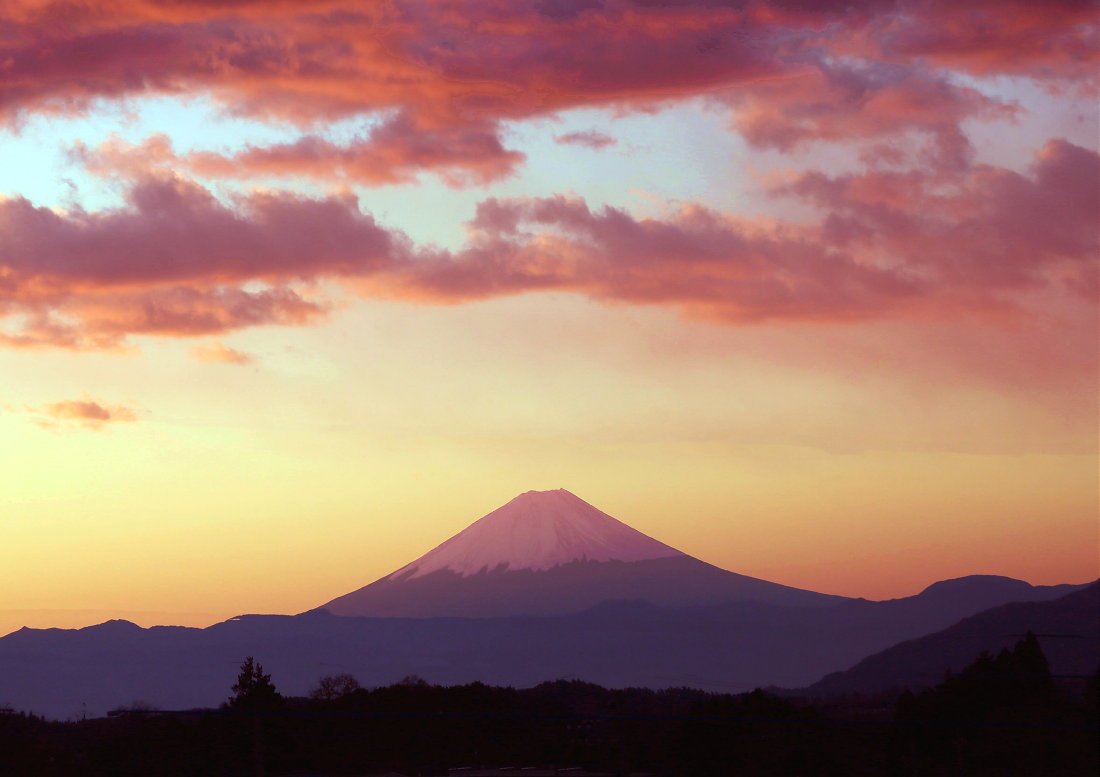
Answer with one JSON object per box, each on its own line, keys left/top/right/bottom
{"left": 1, "top": 634, "right": 1096, "bottom": 777}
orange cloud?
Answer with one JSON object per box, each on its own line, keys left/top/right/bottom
{"left": 190, "top": 341, "right": 253, "bottom": 365}
{"left": 31, "top": 398, "right": 138, "bottom": 430}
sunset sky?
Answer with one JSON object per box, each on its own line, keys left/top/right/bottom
{"left": 1, "top": 0, "right": 1097, "bottom": 638}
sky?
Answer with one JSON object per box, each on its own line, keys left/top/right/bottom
{"left": 0, "top": 0, "right": 1097, "bottom": 638}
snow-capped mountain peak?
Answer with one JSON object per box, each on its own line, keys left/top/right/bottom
{"left": 387, "top": 488, "right": 684, "bottom": 579}
{"left": 320, "top": 488, "right": 846, "bottom": 617}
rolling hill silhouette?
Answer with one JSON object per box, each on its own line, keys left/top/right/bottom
{"left": 1, "top": 576, "right": 1089, "bottom": 718}
{"left": 807, "top": 581, "right": 1100, "bottom": 696}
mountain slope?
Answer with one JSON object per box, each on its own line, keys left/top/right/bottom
{"left": 806, "top": 582, "right": 1100, "bottom": 696}
{"left": 322, "top": 555, "right": 844, "bottom": 617}
{"left": 319, "top": 489, "right": 845, "bottom": 616}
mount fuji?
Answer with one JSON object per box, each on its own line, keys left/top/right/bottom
{"left": 319, "top": 488, "right": 845, "bottom": 617}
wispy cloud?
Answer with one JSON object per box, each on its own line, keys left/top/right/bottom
{"left": 190, "top": 341, "right": 254, "bottom": 365}
{"left": 30, "top": 398, "right": 138, "bottom": 430}
{"left": 554, "top": 130, "right": 616, "bottom": 150}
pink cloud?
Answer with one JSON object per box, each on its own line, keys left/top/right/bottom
{"left": 368, "top": 195, "right": 921, "bottom": 324}
{"left": 874, "top": 0, "right": 1099, "bottom": 79}
{"left": 186, "top": 112, "right": 525, "bottom": 187}
{"left": 554, "top": 130, "right": 616, "bottom": 149}
{"left": 0, "top": 174, "right": 392, "bottom": 290}
{"left": 4, "top": 1, "right": 1090, "bottom": 184}
{"left": 369, "top": 140, "right": 1098, "bottom": 323}
{"left": 780, "top": 139, "right": 1099, "bottom": 297}
{"left": 0, "top": 173, "right": 375, "bottom": 347}
{"left": 0, "top": 140, "right": 1094, "bottom": 349}
{"left": 0, "top": 286, "right": 323, "bottom": 351}
{"left": 721, "top": 58, "right": 1018, "bottom": 166}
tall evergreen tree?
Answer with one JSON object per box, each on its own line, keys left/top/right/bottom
{"left": 227, "top": 656, "right": 283, "bottom": 711}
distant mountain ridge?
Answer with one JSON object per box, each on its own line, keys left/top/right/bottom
{"left": 321, "top": 489, "right": 845, "bottom": 616}
{"left": 834, "top": 574, "right": 1088, "bottom": 630}
{"left": 908, "top": 574, "right": 1081, "bottom": 609}
{"left": 807, "top": 582, "right": 1100, "bottom": 696}
{"left": 3, "top": 574, "right": 1091, "bottom": 719}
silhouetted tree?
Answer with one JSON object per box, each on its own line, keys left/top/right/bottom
{"left": 4, "top": 673, "right": 1096, "bottom": 777}
{"left": 890, "top": 631, "right": 1087, "bottom": 776}
{"left": 1010, "top": 630, "right": 1056, "bottom": 704}
{"left": 309, "top": 673, "right": 361, "bottom": 701}
{"left": 227, "top": 656, "right": 283, "bottom": 711}
{"left": 898, "top": 632, "right": 1056, "bottom": 724}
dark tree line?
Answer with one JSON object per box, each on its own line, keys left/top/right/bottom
{"left": 1, "top": 635, "right": 1095, "bottom": 776}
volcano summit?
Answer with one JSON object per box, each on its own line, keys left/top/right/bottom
{"left": 387, "top": 488, "right": 684, "bottom": 577}
{"left": 320, "top": 489, "right": 844, "bottom": 617}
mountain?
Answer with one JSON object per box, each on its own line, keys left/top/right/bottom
{"left": 3, "top": 488, "right": 1092, "bottom": 719}
{"left": 806, "top": 582, "right": 1100, "bottom": 696}
{"left": 821, "top": 574, "right": 1089, "bottom": 647}
{"left": 319, "top": 489, "right": 845, "bottom": 616}
{"left": 387, "top": 489, "right": 685, "bottom": 576}
{"left": 2, "top": 577, "right": 1090, "bottom": 720}
{"left": 902, "top": 574, "right": 1083, "bottom": 614}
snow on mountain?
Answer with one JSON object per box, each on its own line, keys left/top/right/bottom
{"left": 318, "top": 489, "right": 847, "bottom": 617}
{"left": 386, "top": 488, "right": 684, "bottom": 579}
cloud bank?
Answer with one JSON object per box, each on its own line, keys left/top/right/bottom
{"left": 0, "top": 0, "right": 1095, "bottom": 350}
{"left": 1, "top": 137, "right": 1095, "bottom": 348}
